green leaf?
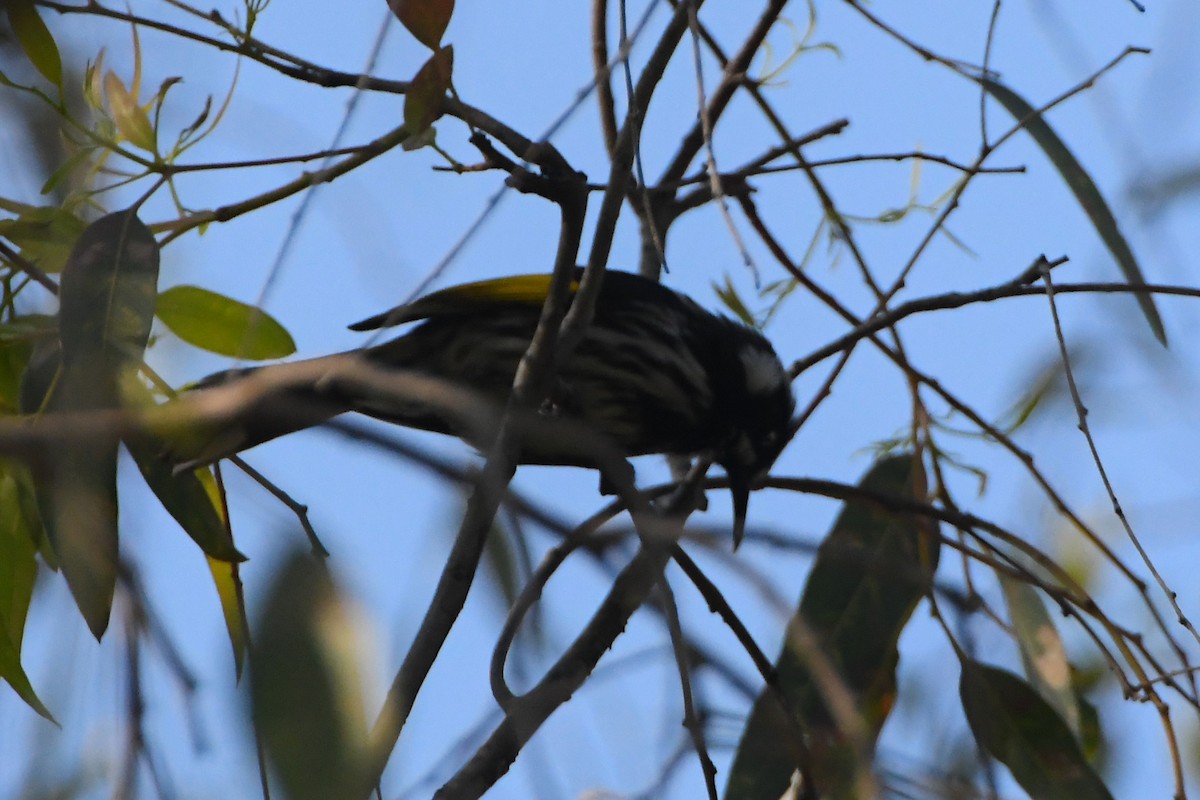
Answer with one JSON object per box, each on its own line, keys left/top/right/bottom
{"left": 251, "top": 553, "right": 369, "bottom": 800}
{"left": 17, "top": 340, "right": 60, "bottom": 569}
{"left": 403, "top": 46, "right": 454, "bottom": 144}
{"left": 0, "top": 465, "right": 54, "bottom": 721}
{"left": 0, "top": 315, "right": 56, "bottom": 345}
{"left": 0, "top": 329, "right": 34, "bottom": 414}
{"left": 4, "top": 0, "right": 62, "bottom": 88}
{"left": 17, "top": 337, "right": 61, "bottom": 417}
{"left": 38, "top": 406, "right": 119, "bottom": 640}
{"left": 156, "top": 285, "right": 296, "bottom": 360}
{"left": 20, "top": 337, "right": 117, "bottom": 637}
{"left": 208, "top": 555, "right": 247, "bottom": 677}
{"left": 40, "top": 147, "right": 96, "bottom": 196}
{"left": 0, "top": 623, "right": 53, "bottom": 722}
{"left": 0, "top": 207, "right": 88, "bottom": 274}
{"left": 726, "top": 453, "right": 940, "bottom": 800}
{"left": 187, "top": 461, "right": 247, "bottom": 677}
{"left": 120, "top": 375, "right": 246, "bottom": 563}
{"left": 999, "top": 574, "right": 1081, "bottom": 739}
{"left": 961, "top": 660, "right": 1114, "bottom": 800}
{"left": 1077, "top": 692, "right": 1103, "bottom": 762}
{"left": 982, "top": 78, "right": 1166, "bottom": 346}
{"left": 58, "top": 208, "right": 160, "bottom": 367}
{"left": 128, "top": 444, "right": 245, "bottom": 563}
{"left": 388, "top": 0, "right": 455, "bottom": 49}
{"left": 104, "top": 71, "right": 156, "bottom": 153}
{"left": 713, "top": 275, "right": 758, "bottom": 328}
{"left": 26, "top": 209, "right": 160, "bottom": 639}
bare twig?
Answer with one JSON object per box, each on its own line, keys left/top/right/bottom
{"left": 228, "top": 456, "right": 329, "bottom": 558}
{"left": 0, "top": 237, "right": 60, "bottom": 296}
{"left": 591, "top": 0, "right": 619, "bottom": 154}
{"left": 656, "top": 578, "right": 719, "bottom": 800}
{"left": 1038, "top": 262, "right": 1193, "bottom": 799}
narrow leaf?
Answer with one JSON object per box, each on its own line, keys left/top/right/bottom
{"left": 961, "top": 660, "right": 1113, "bottom": 800}
{"left": 388, "top": 0, "right": 455, "bottom": 49}
{"left": 128, "top": 444, "right": 245, "bottom": 562}
{"left": 17, "top": 340, "right": 60, "bottom": 569}
{"left": 194, "top": 465, "right": 248, "bottom": 677}
{"left": 0, "top": 466, "right": 54, "bottom": 721}
{"left": 17, "top": 337, "right": 60, "bottom": 417}
{"left": 120, "top": 377, "right": 245, "bottom": 562}
{"left": 0, "top": 625, "right": 53, "bottom": 721}
{"left": 0, "top": 468, "right": 38, "bottom": 649}
{"left": 999, "top": 574, "right": 1081, "bottom": 738}
{"left": 403, "top": 46, "right": 454, "bottom": 143}
{"left": 0, "top": 207, "right": 88, "bottom": 274}
{"left": 103, "top": 71, "right": 156, "bottom": 153}
{"left": 19, "top": 338, "right": 117, "bottom": 638}
{"left": 156, "top": 285, "right": 296, "bottom": 360}
{"left": 251, "top": 553, "right": 370, "bottom": 800}
{"left": 40, "top": 147, "right": 95, "bottom": 196}
{"left": 31, "top": 209, "right": 159, "bottom": 639}
{"left": 58, "top": 208, "right": 160, "bottom": 367}
{"left": 0, "top": 329, "right": 33, "bottom": 414}
{"left": 207, "top": 556, "right": 247, "bottom": 677}
{"left": 41, "top": 415, "right": 119, "bottom": 640}
{"left": 4, "top": 0, "right": 62, "bottom": 87}
{"left": 726, "top": 453, "right": 940, "bottom": 800}
{"left": 982, "top": 78, "right": 1166, "bottom": 345}
{"left": 713, "top": 275, "right": 757, "bottom": 328}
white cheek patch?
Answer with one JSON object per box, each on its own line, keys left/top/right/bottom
{"left": 738, "top": 346, "right": 786, "bottom": 396}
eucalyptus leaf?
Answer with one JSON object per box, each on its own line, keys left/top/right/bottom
{"left": 726, "top": 454, "right": 940, "bottom": 800}
{"left": 981, "top": 77, "right": 1166, "bottom": 345}
{"left": 3, "top": 0, "right": 62, "bottom": 87}
{"left": 961, "top": 660, "right": 1113, "bottom": 800}
{"left": 157, "top": 285, "right": 296, "bottom": 360}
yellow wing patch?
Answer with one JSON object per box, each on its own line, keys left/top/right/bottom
{"left": 425, "top": 273, "right": 578, "bottom": 306}
{"left": 349, "top": 273, "right": 580, "bottom": 330}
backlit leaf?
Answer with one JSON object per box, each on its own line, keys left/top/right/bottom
{"left": 194, "top": 466, "right": 248, "bottom": 677}
{"left": 4, "top": 0, "right": 62, "bottom": 87}
{"left": 104, "top": 71, "right": 156, "bottom": 153}
{"left": 0, "top": 465, "right": 54, "bottom": 721}
{"left": 999, "top": 574, "right": 1081, "bottom": 739}
{"left": 208, "top": 556, "right": 247, "bottom": 678}
{"left": 713, "top": 275, "right": 757, "bottom": 328}
{"left": 403, "top": 46, "right": 453, "bottom": 143}
{"left": 40, "top": 147, "right": 96, "bottom": 196}
{"left": 127, "top": 442, "right": 244, "bottom": 563}
{"left": 157, "top": 285, "right": 295, "bottom": 360}
{"left": 388, "top": 0, "right": 454, "bottom": 49}
{"left": 251, "top": 553, "right": 370, "bottom": 800}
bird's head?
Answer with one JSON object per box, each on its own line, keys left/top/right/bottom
{"left": 714, "top": 332, "right": 795, "bottom": 548}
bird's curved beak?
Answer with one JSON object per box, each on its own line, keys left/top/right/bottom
{"left": 728, "top": 469, "right": 751, "bottom": 550}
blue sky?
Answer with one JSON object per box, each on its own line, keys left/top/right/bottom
{"left": 4, "top": 1, "right": 1200, "bottom": 797}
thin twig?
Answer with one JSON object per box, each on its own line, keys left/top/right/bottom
{"left": 0, "top": 237, "right": 60, "bottom": 295}
{"left": 229, "top": 456, "right": 329, "bottom": 558}
{"left": 591, "top": 0, "right": 619, "bottom": 154}
{"left": 685, "top": 0, "right": 758, "bottom": 283}
{"left": 656, "top": 578, "right": 719, "bottom": 800}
